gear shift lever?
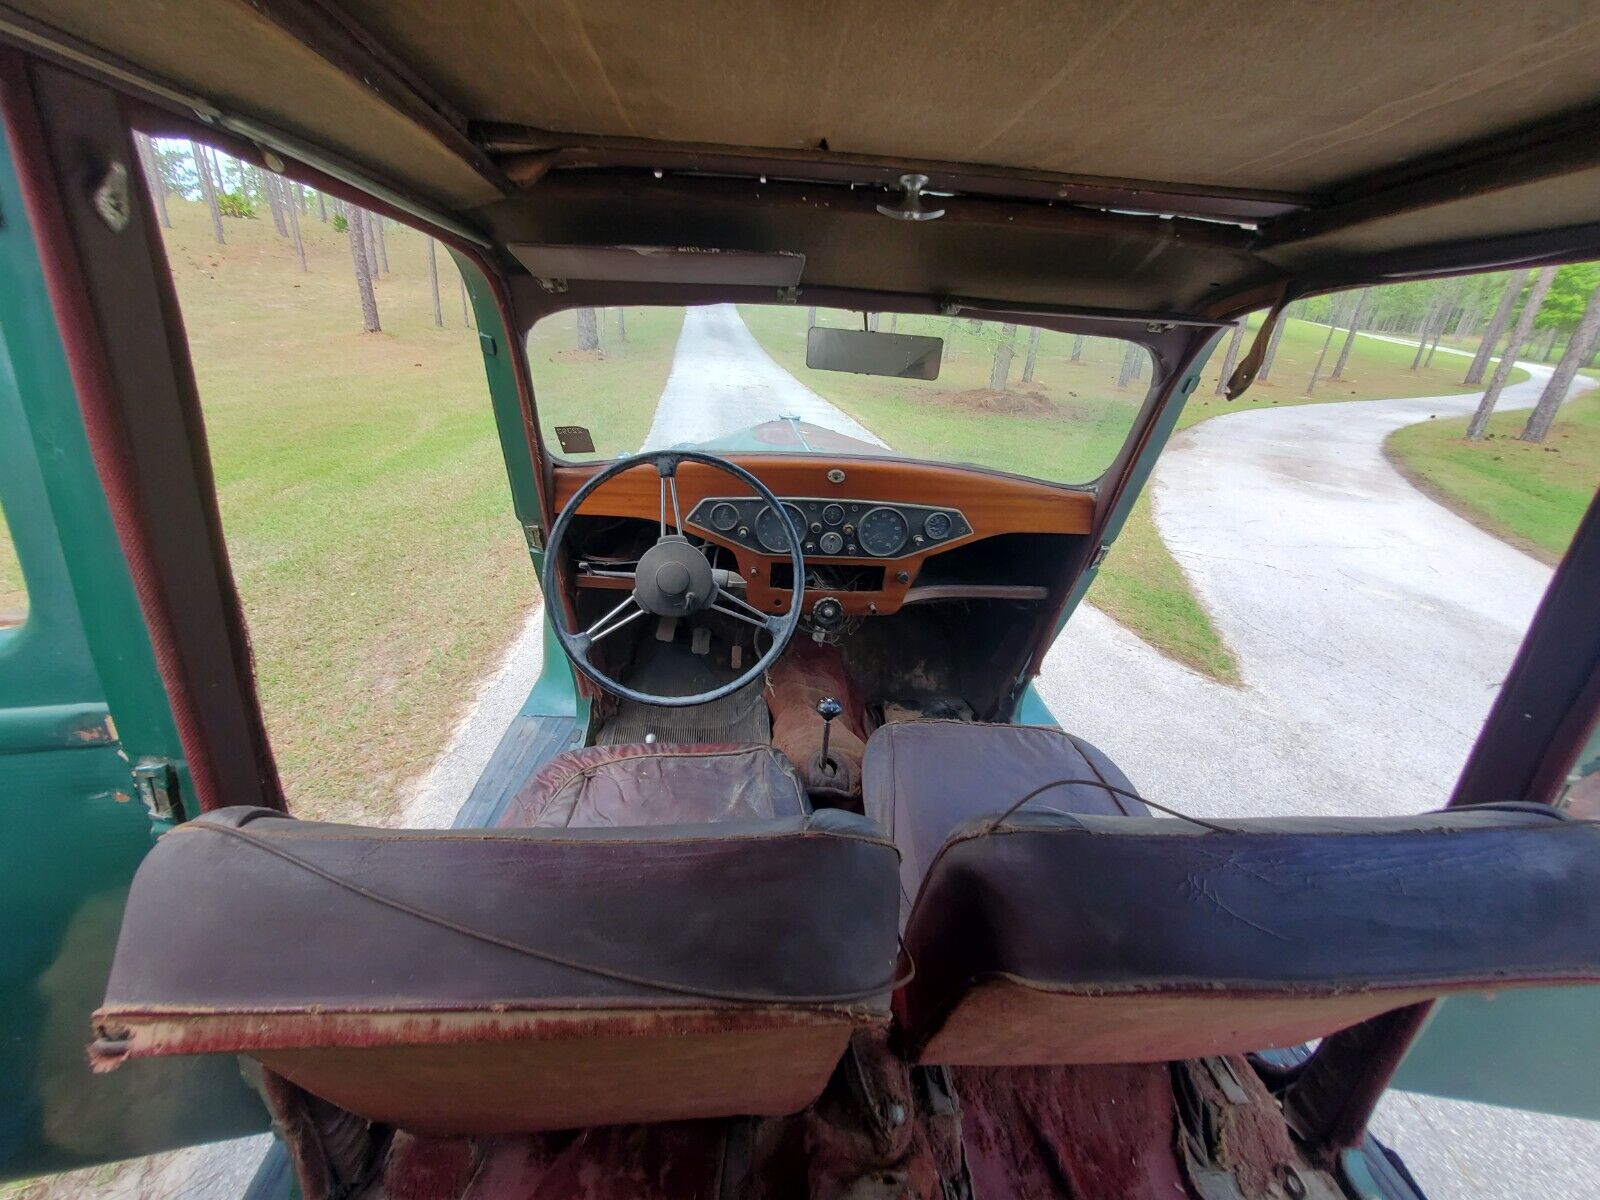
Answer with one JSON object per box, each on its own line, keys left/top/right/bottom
{"left": 816, "top": 696, "right": 842, "bottom": 776}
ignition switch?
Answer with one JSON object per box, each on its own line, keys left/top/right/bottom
{"left": 811, "top": 596, "right": 844, "bottom": 629}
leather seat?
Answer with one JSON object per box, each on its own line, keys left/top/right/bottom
{"left": 863, "top": 720, "right": 1149, "bottom": 925}
{"left": 864, "top": 722, "right": 1600, "bottom": 1066}
{"left": 93, "top": 798, "right": 899, "bottom": 1136}
{"left": 501, "top": 742, "right": 809, "bottom": 828}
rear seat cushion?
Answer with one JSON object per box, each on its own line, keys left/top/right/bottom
{"left": 899, "top": 803, "right": 1600, "bottom": 1065}
{"left": 863, "top": 721, "right": 1147, "bottom": 923}
{"left": 500, "top": 742, "right": 809, "bottom": 828}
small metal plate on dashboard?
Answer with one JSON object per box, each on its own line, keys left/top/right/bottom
{"left": 555, "top": 425, "right": 596, "bottom": 454}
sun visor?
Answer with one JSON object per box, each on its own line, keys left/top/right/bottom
{"left": 509, "top": 244, "right": 804, "bottom": 288}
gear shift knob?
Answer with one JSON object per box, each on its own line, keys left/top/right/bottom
{"left": 816, "top": 697, "right": 842, "bottom": 775}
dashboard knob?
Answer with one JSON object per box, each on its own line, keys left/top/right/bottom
{"left": 819, "top": 531, "right": 844, "bottom": 555}
{"left": 812, "top": 596, "right": 844, "bottom": 629}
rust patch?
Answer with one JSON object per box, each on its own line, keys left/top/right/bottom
{"left": 952, "top": 1062, "right": 1188, "bottom": 1200}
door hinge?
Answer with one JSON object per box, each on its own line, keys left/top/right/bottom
{"left": 1089, "top": 542, "right": 1112, "bottom": 570}
{"left": 131, "top": 758, "right": 185, "bottom": 824}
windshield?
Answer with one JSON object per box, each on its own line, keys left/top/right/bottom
{"left": 528, "top": 304, "right": 1152, "bottom": 485}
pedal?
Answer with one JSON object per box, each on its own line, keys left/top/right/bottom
{"left": 691, "top": 626, "right": 711, "bottom": 656}
{"left": 655, "top": 616, "right": 678, "bottom": 642}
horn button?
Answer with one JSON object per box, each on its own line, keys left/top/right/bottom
{"left": 634, "top": 536, "right": 717, "bottom": 616}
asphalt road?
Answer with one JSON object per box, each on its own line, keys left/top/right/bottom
{"left": 642, "top": 304, "right": 886, "bottom": 449}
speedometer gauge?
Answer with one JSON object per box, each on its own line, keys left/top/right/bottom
{"left": 857, "top": 507, "right": 910, "bottom": 557}
{"left": 755, "top": 503, "right": 807, "bottom": 553}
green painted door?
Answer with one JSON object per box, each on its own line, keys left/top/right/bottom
{"left": 0, "top": 127, "right": 268, "bottom": 1182}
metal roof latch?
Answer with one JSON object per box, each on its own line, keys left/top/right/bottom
{"left": 876, "top": 173, "right": 945, "bottom": 222}
{"left": 131, "top": 758, "right": 185, "bottom": 825}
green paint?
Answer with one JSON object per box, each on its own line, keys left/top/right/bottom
{"left": 1394, "top": 989, "right": 1600, "bottom": 1121}
{"left": 0, "top": 126, "right": 267, "bottom": 1180}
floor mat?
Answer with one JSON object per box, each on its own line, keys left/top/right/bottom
{"left": 596, "top": 676, "right": 772, "bottom": 746}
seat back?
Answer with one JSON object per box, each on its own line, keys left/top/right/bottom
{"left": 93, "top": 806, "right": 899, "bottom": 1135}
{"left": 899, "top": 804, "right": 1600, "bottom": 1065}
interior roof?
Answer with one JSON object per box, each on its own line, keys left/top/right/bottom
{"left": 6, "top": 0, "right": 1600, "bottom": 316}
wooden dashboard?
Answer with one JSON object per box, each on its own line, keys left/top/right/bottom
{"left": 553, "top": 455, "right": 1096, "bottom": 617}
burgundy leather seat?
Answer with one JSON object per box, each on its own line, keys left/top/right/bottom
{"left": 94, "top": 746, "right": 898, "bottom": 1136}
{"left": 501, "top": 742, "right": 809, "bottom": 828}
{"left": 865, "top": 721, "right": 1600, "bottom": 1066}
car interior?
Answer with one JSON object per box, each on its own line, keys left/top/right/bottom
{"left": 2, "top": 0, "right": 1598, "bottom": 1195}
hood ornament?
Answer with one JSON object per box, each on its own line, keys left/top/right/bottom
{"left": 876, "top": 173, "right": 945, "bottom": 222}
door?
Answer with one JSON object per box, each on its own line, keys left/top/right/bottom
{"left": 0, "top": 86, "right": 268, "bottom": 1181}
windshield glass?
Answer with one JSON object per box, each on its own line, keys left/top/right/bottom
{"left": 529, "top": 305, "right": 1152, "bottom": 485}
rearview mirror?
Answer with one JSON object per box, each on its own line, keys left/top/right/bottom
{"left": 806, "top": 327, "right": 943, "bottom": 380}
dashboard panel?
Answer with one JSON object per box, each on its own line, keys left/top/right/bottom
{"left": 554, "top": 455, "right": 1095, "bottom": 617}
{"left": 685, "top": 496, "right": 973, "bottom": 559}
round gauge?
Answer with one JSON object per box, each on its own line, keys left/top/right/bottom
{"left": 818, "top": 531, "right": 844, "bottom": 555}
{"left": 857, "top": 506, "right": 910, "bottom": 557}
{"left": 755, "top": 503, "right": 807, "bottom": 553}
{"left": 707, "top": 502, "right": 740, "bottom": 532}
{"left": 822, "top": 503, "right": 845, "bottom": 526}
{"left": 924, "top": 511, "right": 954, "bottom": 540}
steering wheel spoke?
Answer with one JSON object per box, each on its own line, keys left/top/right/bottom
{"left": 709, "top": 588, "right": 783, "bottom": 633}
{"left": 581, "top": 594, "right": 646, "bottom": 647}
{"left": 657, "top": 458, "right": 684, "bottom": 536}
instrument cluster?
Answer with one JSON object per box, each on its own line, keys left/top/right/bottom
{"left": 686, "top": 496, "right": 972, "bottom": 559}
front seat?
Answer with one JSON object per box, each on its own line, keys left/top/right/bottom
{"left": 92, "top": 744, "right": 900, "bottom": 1136}
{"left": 864, "top": 721, "right": 1600, "bottom": 1066}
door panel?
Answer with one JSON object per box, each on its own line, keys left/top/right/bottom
{"left": 0, "top": 79, "right": 268, "bottom": 1179}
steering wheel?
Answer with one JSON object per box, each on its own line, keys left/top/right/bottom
{"left": 542, "top": 450, "right": 805, "bottom": 708}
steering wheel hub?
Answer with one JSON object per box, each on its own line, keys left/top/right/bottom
{"left": 634, "top": 536, "right": 715, "bottom": 616}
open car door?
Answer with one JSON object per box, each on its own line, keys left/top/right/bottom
{"left": 0, "top": 74, "right": 269, "bottom": 1181}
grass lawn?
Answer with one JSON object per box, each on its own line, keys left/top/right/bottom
{"left": 142, "top": 196, "right": 671, "bottom": 823}
{"left": 528, "top": 306, "right": 685, "bottom": 458}
{"left": 738, "top": 307, "right": 1511, "bottom": 681}
{"left": 1385, "top": 389, "right": 1599, "bottom": 563}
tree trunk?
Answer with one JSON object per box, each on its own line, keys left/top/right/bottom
{"left": 192, "top": 141, "right": 225, "bottom": 245}
{"left": 286, "top": 180, "right": 307, "bottom": 271}
{"left": 888, "top": 313, "right": 898, "bottom": 333}
{"left": 1116, "top": 343, "right": 1142, "bottom": 389}
{"left": 1409, "top": 293, "right": 1444, "bottom": 369}
{"left": 1070, "top": 334, "right": 1083, "bottom": 362}
{"left": 1539, "top": 327, "right": 1559, "bottom": 362}
{"left": 615, "top": 308, "right": 627, "bottom": 343}
{"left": 374, "top": 215, "right": 390, "bottom": 274}
{"left": 317, "top": 190, "right": 328, "bottom": 222}
{"left": 347, "top": 208, "right": 381, "bottom": 333}
{"left": 134, "top": 132, "right": 171, "bottom": 229}
{"left": 576, "top": 308, "right": 600, "bottom": 351}
{"left": 1519, "top": 284, "right": 1600, "bottom": 443}
{"left": 265, "top": 173, "right": 287, "bottom": 236}
{"left": 1464, "top": 271, "right": 1530, "bottom": 385}
{"left": 459, "top": 275, "right": 470, "bottom": 326}
{"left": 989, "top": 323, "right": 1017, "bottom": 391}
{"left": 1466, "top": 266, "right": 1556, "bottom": 440}
{"left": 365, "top": 213, "right": 380, "bottom": 279}
{"left": 1214, "top": 319, "right": 1247, "bottom": 395}
{"left": 1331, "top": 288, "right": 1373, "bottom": 380}
{"left": 1258, "top": 306, "right": 1290, "bottom": 381}
{"left": 807, "top": 306, "right": 817, "bottom": 329}
{"left": 1020, "top": 327, "right": 1042, "bottom": 383}
{"left": 426, "top": 238, "right": 443, "bottom": 327}
{"left": 1305, "top": 310, "right": 1342, "bottom": 394}
{"left": 1421, "top": 283, "right": 1461, "bottom": 368}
